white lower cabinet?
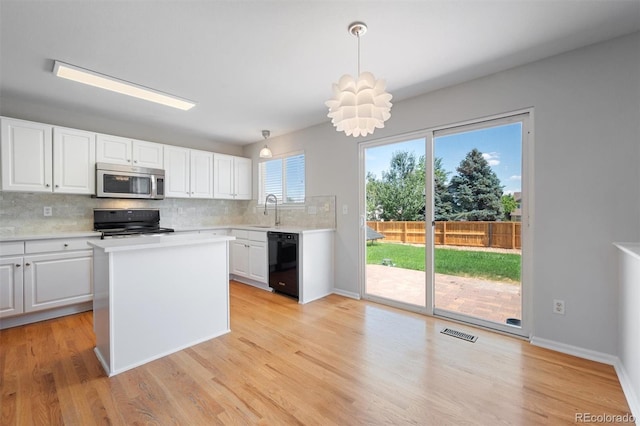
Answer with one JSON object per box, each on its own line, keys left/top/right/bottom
{"left": 0, "top": 256, "right": 24, "bottom": 318}
{"left": 0, "top": 237, "right": 95, "bottom": 323}
{"left": 23, "top": 250, "right": 93, "bottom": 312}
{"left": 230, "top": 230, "right": 267, "bottom": 284}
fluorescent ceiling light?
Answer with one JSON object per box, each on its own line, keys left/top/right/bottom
{"left": 52, "top": 61, "right": 196, "bottom": 111}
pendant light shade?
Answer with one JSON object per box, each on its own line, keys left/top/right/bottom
{"left": 259, "top": 145, "right": 273, "bottom": 158}
{"left": 259, "top": 129, "right": 273, "bottom": 158}
{"left": 325, "top": 22, "right": 392, "bottom": 137}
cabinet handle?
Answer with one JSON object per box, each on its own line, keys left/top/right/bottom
{"left": 64, "top": 243, "right": 69, "bottom": 247}
{"left": 25, "top": 263, "right": 31, "bottom": 266}
{"left": 45, "top": 183, "right": 50, "bottom": 187}
{"left": 134, "top": 160, "right": 138, "bottom": 164}
{"left": 55, "top": 184, "right": 59, "bottom": 188}
{"left": 15, "top": 264, "right": 21, "bottom": 268}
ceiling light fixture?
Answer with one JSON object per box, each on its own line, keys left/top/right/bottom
{"left": 325, "top": 22, "right": 392, "bottom": 138}
{"left": 259, "top": 130, "right": 273, "bottom": 158}
{"left": 52, "top": 61, "right": 196, "bottom": 111}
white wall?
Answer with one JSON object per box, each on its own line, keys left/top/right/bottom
{"left": 245, "top": 32, "right": 640, "bottom": 356}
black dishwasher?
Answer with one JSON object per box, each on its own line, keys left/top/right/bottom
{"left": 268, "top": 232, "right": 299, "bottom": 298}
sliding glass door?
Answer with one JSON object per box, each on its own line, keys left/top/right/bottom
{"left": 360, "top": 111, "right": 531, "bottom": 336}
{"left": 361, "top": 137, "right": 427, "bottom": 311}
{"left": 427, "top": 112, "right": 530, "bottom": 336}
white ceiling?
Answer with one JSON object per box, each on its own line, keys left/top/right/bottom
{"left": 1, "top": 1, "right": 639, "bottom": 146}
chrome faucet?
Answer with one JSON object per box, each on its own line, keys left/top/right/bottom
{"left": 264, "top": 193, "right": 280, "bottom": 226}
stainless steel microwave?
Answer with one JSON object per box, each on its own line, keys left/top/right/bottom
{"left": 96, "top": 162, "right": 165, "bottom": 199}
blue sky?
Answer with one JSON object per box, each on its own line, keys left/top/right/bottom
{"left": 365, "top": 123, "right": 522, "bottom": 195}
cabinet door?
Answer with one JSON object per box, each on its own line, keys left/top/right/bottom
{"left": 249, "top": 241, "right": 267, "bottom": 283}
{"left": 53, "top": 127, "right": 96, "bottom": 194}
{"left": 0, "top": 257, "right": 24, "bottom": 318}
{"left": 213, "top": 154, "right": 234, "bottom": 199}
{"left": 164, "top": 145, "right": 191, "bottom": 198}
{"left": 23, "top": 251, "right": 93, "bottom": 313}
{"left": 1, "top": 118, "right": 53, "bottom": 192}
{"left": 96, "top": 134, "right": 132, "bottom": 165}
{"left": 230, "top": 240, "right": 249, "bottom": 277}
{"left": 190, "top": 149, "right": 214, "bottom": 199}
{"left": 132, "top": 140, "right": 164, "bottom": 169}
{"left": 234, "top": 156, "right": 252, "bottom": 200}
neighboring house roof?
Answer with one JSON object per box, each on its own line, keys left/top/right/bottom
{"left": 366, "top": 226, "right": 384, "bottom": 241}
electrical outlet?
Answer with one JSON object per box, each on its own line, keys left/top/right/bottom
{"left": 553, "top": 299, "right": 565, "bottom": 315}
{"left": 43, "top": 206, "right": 52, "bottom": 217}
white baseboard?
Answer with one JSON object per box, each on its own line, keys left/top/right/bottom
{"left": 531, "top": 337, "right": 639, "bottom": 423}
{"left": 613, "top": 358, "right": 640, "bottom": 424}
{"left": 0, "top": 302, "right": 92, "bottom": 330}
{"left": 230, "top": 276, "right": 272, "bottom": 292}
{"left": 332, "top": 288, "right": 360, "bottom": 300}
{"left": 530, "top": 336, "right": 618, "bottom": 365}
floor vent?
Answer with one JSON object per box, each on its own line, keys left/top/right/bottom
{"left": 441, "top": 328, "right": 478, "bottom": 343}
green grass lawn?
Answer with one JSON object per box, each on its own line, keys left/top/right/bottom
{"left": 367, "top": 242, "right": 521, "bottom": 283}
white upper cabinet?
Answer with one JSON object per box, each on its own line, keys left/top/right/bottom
{"left": 1, "top": 117, "right": 53, "bottom": 192}
{"left": 213, "top": 154, "right": 233, "bottom": 199}
{"left": 190, "top": 149, "right": 214, "bottom": 199}
{"left": 234, "top": 156, "right": 252, "bottom": 200}
{"left": 1, "top": 118, "right": 96, "bottom": 194}
{"left": 96, "top": 134, "right": 131, "bottom": 165}
{"left": 131, "top": 139, "right": 164, "bottom": 169}
{"left": 53, "top": 127, "right": 96, "bottom": 194}
{"left": 97, "top": 134, "right": 164, "bottom": 169}
{"left": 164, "top": 146, "right": 213, "bottom": 198}
{"left": 164, "top": 146, "right": 190, "bottom": 198}
{"left": 213, "top": 154, "right": 252, "bottom": 200}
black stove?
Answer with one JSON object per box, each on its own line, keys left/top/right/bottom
{"left": 94, "top": 209, "right": 175, "bottom": 239}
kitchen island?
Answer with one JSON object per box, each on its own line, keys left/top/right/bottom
{"left": 88, "top": 233, "right": 234, "bottom": 377}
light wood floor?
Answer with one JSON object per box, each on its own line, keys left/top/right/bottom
{"left": 0, "top": 281, "right": 631, "bottom": 425}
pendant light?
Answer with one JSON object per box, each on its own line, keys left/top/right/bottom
{"left": 259, "top": 130, "right": 273, "bottom": 158}
{"left": 325, "top": 22, "right": 392, "bottom": 137}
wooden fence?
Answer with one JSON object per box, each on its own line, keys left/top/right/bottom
{"left": 367, "top": 221, "right": 521, "bottom": 249}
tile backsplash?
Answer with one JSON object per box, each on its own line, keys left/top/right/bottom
{"left": 0, "top": 192, "right": 336, "bottom": 236}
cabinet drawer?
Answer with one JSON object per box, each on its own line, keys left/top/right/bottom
{"left": 0, "top": 241, "right": 25, "bottom": 256}
{"left": 25, "top": 238, "right": 95, "bottom": 254}
{"left": 247, "top": 231, "right": 267, "bottom": 242}
{"left": 232, "top": 229, "right": 248, "bottom": 239}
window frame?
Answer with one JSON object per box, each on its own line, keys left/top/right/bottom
{"left": 258, "top": 150, "right": 306, "bottom": 205}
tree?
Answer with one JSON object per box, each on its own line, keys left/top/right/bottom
{"left": 448, "top": 148, "right": 503, "bottom": 221}
{"left": 433, "top": 157, "right": 454, "bottom": 221}
{"left": 365, "top": 171, "right": 383, "bottom": 220}
{"left": 501, "top": 194, "right": 517, "bottom": 221}
{"left": 378, "top": 151, "right": 426, "bottom": 221}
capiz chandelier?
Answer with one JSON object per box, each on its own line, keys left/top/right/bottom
{"left": 325, "top": 22, "right": 392, "bottom": 137}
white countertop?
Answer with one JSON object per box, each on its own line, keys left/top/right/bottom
{"left": 0, "top": 225, "right": 334, "bottom": 243}
{"left": 88, "top": 233, "right": 235, "bottom": 253}
{"left": 614, "top": 243, "right": 640, "bottom": 261}
{"left": 230, "top": 225, "right": 334, "bottom": 234}
{"left": 0, "top": 231, "right": 102, "bottom": 242}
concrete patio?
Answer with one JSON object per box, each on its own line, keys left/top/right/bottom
{"left": 366, "top": 264, "right": 521, "bottom": 325}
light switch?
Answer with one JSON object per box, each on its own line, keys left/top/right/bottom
{"left": 43, "top": 206, "right": 52, "bottom": 217}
